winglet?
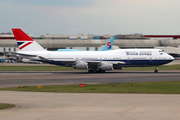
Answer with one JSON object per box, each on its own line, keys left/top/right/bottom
{"left": 101, "top": 37, "right": 115, "bottom": 51}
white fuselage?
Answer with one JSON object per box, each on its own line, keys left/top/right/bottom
{"left": 17, "top": 49, "right": 174, "bottom": 67}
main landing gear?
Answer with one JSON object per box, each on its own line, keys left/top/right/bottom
{"left": 154, "top": 66, "right": 158, "bottom": 73}
{"left": 88, "top": 68, "right": 105, "bottom": 73}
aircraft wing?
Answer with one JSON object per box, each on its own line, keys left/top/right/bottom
{"left": 38, "top": 56, "right": 126, "bottom": 67}
{"left": 38, "top": 56, "right": 76, "bottom": 62}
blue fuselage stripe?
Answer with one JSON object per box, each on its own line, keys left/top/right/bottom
{"left": 44, "top": 59, "right": 173, "bottom": 67}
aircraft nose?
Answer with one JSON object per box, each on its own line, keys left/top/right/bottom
{"left": 169, "top": 55, "right": 174, "bottom": 60}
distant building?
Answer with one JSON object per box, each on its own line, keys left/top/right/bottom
{"left": 0, "top": 32, "right": 180, "bottom": 59}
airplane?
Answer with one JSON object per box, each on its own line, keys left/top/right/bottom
{"left": 12, "top": 28, "right": 174, "bottom": 73}
{"left": 57, "top": 36, "right": 115, "bottom": 51}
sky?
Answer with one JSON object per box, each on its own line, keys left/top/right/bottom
{"left": 0, "top": 0, "right": 180, "bottom": 36}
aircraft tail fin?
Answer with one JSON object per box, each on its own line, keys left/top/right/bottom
{"left": 12, "top": 28, "right": 46, "bottom": 51}
{"left": 101, "top": 37, "right": 115, "bottom": 51}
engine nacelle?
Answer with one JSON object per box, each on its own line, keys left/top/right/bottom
{"left": 99, "top": 63, "right": 113, "bottom": 70}
{"left": 73, "top": 61, "right": 88, "bottom": 69}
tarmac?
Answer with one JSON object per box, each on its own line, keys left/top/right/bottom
{"left": 0, "top": 70, "right": 180, "bottom": 87}
{"left": 0, "top": 61, "right": 180, "bottom": 120}
{"left": 0, "top": 91, "right": 180, "bottom": 120}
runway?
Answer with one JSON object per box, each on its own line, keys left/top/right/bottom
{"left": 1, "top": 91, "right": 180, "bottom": 120}
{"left": 1, "top": 67, "right": 180, "bottom": 119}
{"left": 0, "top": 70, "right": 180, "bottom": 87}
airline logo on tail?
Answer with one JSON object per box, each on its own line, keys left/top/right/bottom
{"left": 12, "top": 28, "right": 34, "bottom": 50}
{"left": 17, "top": 42, "right": 33, "bottom": 50}
{"left": 101, "top": 37, "right": 114, "bottom": 51}
{"left": 107, "top": 42, "right": 112, "bottom": 49}
{"left": 11, "top": 28, "right": 46, "bottom": 51}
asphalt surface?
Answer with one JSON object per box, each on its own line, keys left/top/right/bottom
{"left": 0, "top": 70, "right": 180, "bottom": 87}
{"left": 0, "top": 62, "right": 180, "bottom": 120}
{"left": 1, "top": 91, "right": 180, "bottom": 120}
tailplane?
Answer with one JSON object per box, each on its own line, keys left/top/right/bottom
{"left": 12, "top": 28, "right": 46, "bottom": 51}
{"left": 101, "top": 37, "right": 115, "bottom": 51}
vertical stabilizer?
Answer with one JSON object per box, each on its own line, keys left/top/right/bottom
{"left": 12, "top": 28, "right": 46, "bottom": 51}
{"left": 101, "top": 37, "right": 115, "bottom": 51}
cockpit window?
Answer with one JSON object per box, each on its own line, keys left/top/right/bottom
{"left": 159, "top": 50, "right": 164, "bottom": 55}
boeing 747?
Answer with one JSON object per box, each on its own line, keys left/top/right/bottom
{"left": 12, "top": 28, "right": 174, "bottom": 73}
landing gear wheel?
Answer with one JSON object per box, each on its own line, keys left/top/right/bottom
{"left": 102, "top": 70, "right": 105, "bottom": 73}
{"left": 154, "top": 66, "right": 158, "bottom": 73}
{"left": 97, "top": 69, "right": 101, "bottom": 73}
{"left": 88, "top": 69, "right": 93, "bottom": 73}
{"left": 154, "top": 69, "right": 158, "bottom": 73}
{"left": 88, "top": 69, "right": 96, "bottom": 73}
{"left": 97, "top": 69, "right": 105, "bottom": 73}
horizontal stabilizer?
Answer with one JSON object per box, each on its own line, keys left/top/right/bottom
{"left": 15, "top": 53, "right": 37, "bottom": 57}
{"left": 38, "top": 56, "right": 48, "bottom": 61}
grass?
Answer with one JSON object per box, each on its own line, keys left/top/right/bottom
{"left": 0, "top": 103, "right": 15, "bottom": 110}
{"left": 1, "top": 81, "right": 180, "bottom": 94}
{"left": 123, "top": 64, "right": 180, "bottom": 71}
{"left": 0, "top": 66, "right": 74, "bottom": 71}
{"left": 0, "top": 64, "right": 180, "bottom": 71}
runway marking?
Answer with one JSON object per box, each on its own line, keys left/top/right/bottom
{"left": 120, "top": 101, "right": 139, "bottom": 120}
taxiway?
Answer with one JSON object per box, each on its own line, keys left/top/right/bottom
{"left": 0, "top": 70, "right": 180, "bottom": 87}
{"left": 0, "top": 91, "right": 180, "bottom": 120}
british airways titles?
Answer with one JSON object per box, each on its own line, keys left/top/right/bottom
{"left": 126, "top": 51, "right": 152, "bottom": 56}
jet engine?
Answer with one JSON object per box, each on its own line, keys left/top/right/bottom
{"left": 99, "top": 63, "right": 113, "bottom": 70}
{"left": 73, "top": 61, "right": 88, "bottom": 69}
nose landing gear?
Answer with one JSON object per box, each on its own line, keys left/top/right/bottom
{"left": 154, "top": 66, "right": 158, "bottom": 73}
